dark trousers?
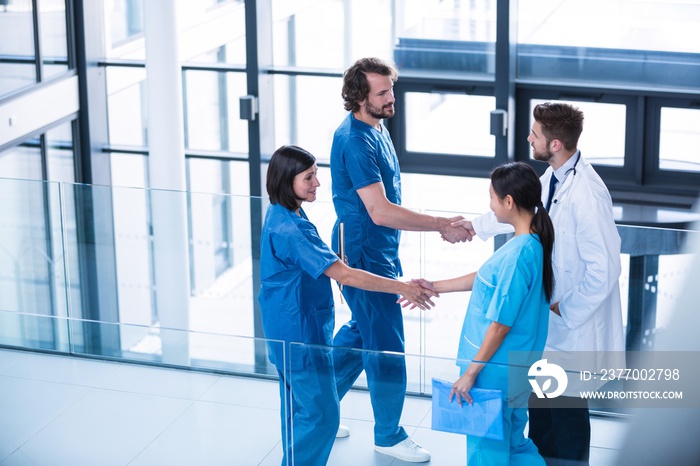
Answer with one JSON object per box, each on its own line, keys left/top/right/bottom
{"left": 528, "top": 393, "right": 591, "bottom": 466}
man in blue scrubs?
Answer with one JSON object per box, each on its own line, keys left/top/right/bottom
{"left": 329, "top": 57, "right": 469, "bottom": 463}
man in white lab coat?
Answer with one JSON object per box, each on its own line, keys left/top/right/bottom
{"left": 456, "top": 102, "right": 625, "bottom": 465}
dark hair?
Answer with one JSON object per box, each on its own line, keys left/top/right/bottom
{"left": 342, "top": 57, "right": 398, "bottom": 112}
{"left": 491, "top": 162, "right": 555, "bottom": 301}
{"left": 533, "top": 102, "right": 584, "bottom": 152}
{"left": 266, "top": 145, "right": 316, "bottom": 211}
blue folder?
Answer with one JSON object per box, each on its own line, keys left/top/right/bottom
{"left": 431, "top": 377, "right": 504, "bottom": 441}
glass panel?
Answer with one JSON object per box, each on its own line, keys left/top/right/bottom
{"left": 0, "top": 138, "right": 43, "bottom": 179}
{"left": 0, "top": 179, "right": 65, "bottom": 352}
{"left": 0, "top": 177, "right": 697, "bottom": 420}
{"left": 271, "top": 0, "right": 391, "bottom": 69}
{"left": 110, "top": 184, "right": 154, "bottom": 330}
{"left": 180, "top": 1, "right": 246, "bottom": 65}
{"left": 394, "top": 0, "right": 497, "bottom": 75}
{"left": 0, "top": 309, "right": 282, "bottom": 377}
{"left": 38, "top": 0, "right": 68, "bottom": 78}
{"left": 107, "top": 66, "right": 147, "bottom": 147}
{"left": 517, "top": 0, "right": 700, "bottom": 90}
{"left": 107, "top": 0, "right": 144, "bottom": 53}
{"left": 0, "top": 0, "right": 36, "bottom": 97}
{"left": 659, "top": 107, "right": 700, "bottom": 172}
{"left": 406, "top": 92, "right": 495, "bottom": 157}
{"left": 529, "top": 99, "right": 626, "bottom": 167}
{"left": 273, "top": 75, "right": 345, "bottom": 164}
{"left": 110, "top": 151, "right": 148, "bottom": 188}
{"left": 0, "top": 343, "right": 285, "bottom": 465}
{"left": 45, "top": 120, "right": 75, "bottom": 183}
{"left": 271, "top": 0, "right": 496, "bottom": 75}
{"left": 0, "top": 63, "right": 36, "bottom": 97}
{"left": 286, "top": 345, "right": 631, "bottom": 465}
{"left": 184, "top": 70, "right": 248, "bottom": 153}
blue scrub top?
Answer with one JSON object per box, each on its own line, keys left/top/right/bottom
{"left": 457, "top": 234, "right": 549, "bottom": 369}
{"left": 330, "top": 113, "right": 402, "bottom": 276}
{"left": 258, "top": 203, "right": 339, "bottom": 371}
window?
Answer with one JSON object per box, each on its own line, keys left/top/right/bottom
{"left": 528, "top": 98, "right": 627, "bottom": 167}
{"left": 659, "top": 107, "right": 700, "bottom": 173}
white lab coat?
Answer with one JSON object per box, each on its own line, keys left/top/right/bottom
{"left": 472, "top": 155, "right": 625, "bottom": 394}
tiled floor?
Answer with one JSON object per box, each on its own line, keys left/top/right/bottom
{"left": 0, "top": 348, "right": 627, "bottom": 465}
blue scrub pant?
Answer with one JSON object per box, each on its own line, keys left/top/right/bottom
{"left": 277, "top": 360, "right": 340, "bottom": 466}
{"left": 332, "top": 264, "right": 408, "bottom": 447}
{"left": 466, "top": 366, "right": 545, "bottom": 465}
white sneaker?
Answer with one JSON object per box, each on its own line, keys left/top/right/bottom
{"left": 374, "top": 438, "right": 431, "bottom": 463}
{"left": 336, "top": 424, "right": 350, "bottom": 438}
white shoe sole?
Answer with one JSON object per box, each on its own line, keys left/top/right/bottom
{"left": 374, "top": 445, "right": 431, "bottom": 463}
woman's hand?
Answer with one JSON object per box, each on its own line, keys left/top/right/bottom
{"left": 397, "top": 281, "right": 438, "bottom": 311}
{"left": 449, "top": 372, "right": 477, "bottom": 407}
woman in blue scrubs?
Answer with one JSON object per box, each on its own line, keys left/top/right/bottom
{"left": 258, "top": 145, "right": 435, "bottom": 466}
{"left": 415, "top": 162, "right": 554, "bottom": 465}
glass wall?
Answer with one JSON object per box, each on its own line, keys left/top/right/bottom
{"left": 2, "top": 1, "right": 699, "bottom": 405}
{"left": 2, "top": 177, "right": 697, "bottom": 388}
{"left": 0, "top": 0, "right": 37, "bottom": 97}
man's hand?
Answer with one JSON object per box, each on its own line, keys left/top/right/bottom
{"left": 439, "top": 216, "right": 474, "bottom": 243}
{"left": 397, "top": 280, "right": 438, "bottom": 310}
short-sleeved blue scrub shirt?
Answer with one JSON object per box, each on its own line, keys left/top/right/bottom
{"left": 330, "top": 113, "right": 402, "bottom": 275}
{"left": 457, "top": 234, "right": 549, "bottom": 368}
{"left": 258, "top": 203, "right": 339, "bottom": 371}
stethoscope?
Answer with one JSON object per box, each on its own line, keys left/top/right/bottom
{"left": 565, "top": 151, "right": 582, "bottom": 177}
{"left": 552, "top": 151, "right": 582, "bottom": 207}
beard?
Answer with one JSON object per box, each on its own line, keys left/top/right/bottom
{"left": 365, "top": 100, "right": 395, "bottom": 120}
{"left": 532, "top": 146, "right": 554, "bottom": 162}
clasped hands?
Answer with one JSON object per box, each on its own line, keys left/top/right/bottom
{"left": 440, "top": 216, "right": 476, "bottom": 244}
{"left": 397, "top": 278, "right": 439, "bottom": 311}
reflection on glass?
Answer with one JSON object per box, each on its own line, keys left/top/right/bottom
{"left": 271, "top": 0, "right": 497, "bottom": 74}
{"left": 108, "top": 0, "right": 144, "bottom": 51}
{"left": 107, "top": 66, "right": 147, "bottom": 146}
{"left": 394, "top": 0, "right": 497, "bottom": 74}
{"left": 659, "top": 107, "right": 700, "bottom": 173}
{"left": 38, "top": 0, "right": 68, "bottom": 78}
{"left": 406, "top": 92, "right": 495, "bottom": 156}
{"left": 528, "top": 99, "right": 626, "bottom": 167}
{"left": 46, "top": 121, "right": 75, "bottom": 183}
{"left": 183, "top": 3, "right": 246, "bottom": 65}
{"left": 0, "top": 179, "right": 64, "bottom": 353}
{"left": 517, "top": 1, "right": 700, "bottom": 88}
{"left": 0, "top": 177, "right": 696, "bottom": 395}
{"left": 519, "top": 0, "right": 700, "bottom": 53}
{"left": 0, "top": 138, "right": 43, "bottom": 179}
{"left": 0, "top": 0, "right": 36, "bottom": 96}
{"left": 273, "top": 75, "right": 345, "bottom": 164}
{"left": 184, "top": 70, "right": 249, "bottom": 153}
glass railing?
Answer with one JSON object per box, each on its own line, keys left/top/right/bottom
{"left": 1, "top": 176, "right": 698, "bottom": 394}
{"left": 286, "top": 343, "right": 700, "bottom": 465}
{"left": 0, "top": 308, "right": 287, "bottom": 464}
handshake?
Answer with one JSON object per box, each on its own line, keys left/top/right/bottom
{"left": 439, "top": 216, "right": 476, "bottom": 244}
{"left": 393, "top": 216, "right": 476, "bottom": 310}
{"left": 397, "top": 278, "right": 440, "bottom": 311}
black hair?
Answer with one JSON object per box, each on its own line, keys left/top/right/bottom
{"left": 533, "top": 102, "right": 584, "bottom": 151}
{"left": 266, "top": 145, "right": 316, "bottom": 211}
{"left": 491, "top": 162, "right": 555, "bottom": 301}
{"left": 342, "top": 57, "right": 398, "bottom": 113}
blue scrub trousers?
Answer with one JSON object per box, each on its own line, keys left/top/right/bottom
{"left": 332, "top": 258, "right": 408, "bottom": 447}
{"left": 466, "top": 366, "right": 545, "bottom": 466}
{"left": 277, "top": 357, "right": 340, "bottom": 466}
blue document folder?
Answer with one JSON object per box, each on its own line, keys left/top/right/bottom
{"left": 431, "top": 377, "right": 504, "bottom": 441}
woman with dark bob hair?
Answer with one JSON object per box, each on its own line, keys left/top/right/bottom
{"left": 258, "top": 145, "right": 435, "bottom": 466}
